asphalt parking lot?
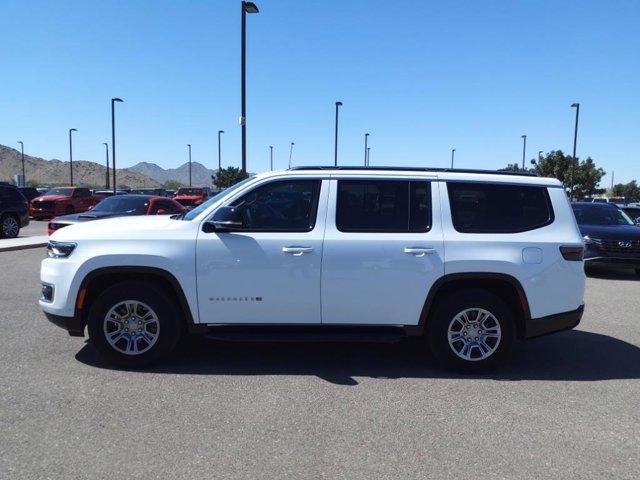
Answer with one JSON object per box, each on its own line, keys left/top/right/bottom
{"left": 1, "top": 249, "right": 639, "bottom": 479}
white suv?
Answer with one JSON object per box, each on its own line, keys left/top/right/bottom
{"left": 40, "top": 167, "right": 585, "bottom": 372}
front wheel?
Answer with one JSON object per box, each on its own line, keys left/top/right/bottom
{"left": 428, "top": 289, "right": 515, "bottom": 373}
{"left": 87, "top": 281, "right": 181, "bottom": 368}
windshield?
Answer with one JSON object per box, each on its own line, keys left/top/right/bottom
{"left": 183, "top": 176, "right": 255, "bottom": 221}
{"left": 176, "top": 188, "right": 203, "bottom": 196}
{"left": 45, "top": 188, "right": 73, "bottom": 196}
{"left": 91, "top": 196, "right": 150, "bottom": 214}
{"left": 572, "top": 204, "right": 635, "bottom": 226}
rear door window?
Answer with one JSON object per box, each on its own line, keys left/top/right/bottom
{"left": 447, "top": 182, "right": 554, "bottom": 233}
{"left": 336, "top": 180, "right": 432, "bottom": 233}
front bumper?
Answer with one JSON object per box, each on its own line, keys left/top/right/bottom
{"left": 43, "top": 311, "right": 84, "bottom": 337}
{"left": 584, "top": 257, "right": 640, "bottom": 268}
{"left": 524, "top": 305, "right": 584, "bottom": 339}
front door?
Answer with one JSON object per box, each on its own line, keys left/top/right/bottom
{"left": 196, "top": 177, "right": 328, "bottom": 324}
{"left": 321, "top": 177, "right": 444, "bottom": 325}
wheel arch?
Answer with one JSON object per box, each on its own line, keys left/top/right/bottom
{"left": 417, "top": 273, "right": 531, "bottom": 339}
{"left": 75, "top": 266, "right": 200, "bottom": 333}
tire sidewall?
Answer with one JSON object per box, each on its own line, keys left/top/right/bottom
{"left": 87, "top": 280, "right": 180, "bottom": 367}
{"left": 428, "top": 289, "right": 515, "bottom": 373}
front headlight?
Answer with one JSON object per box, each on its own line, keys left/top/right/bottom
{"left": 47, "top": 241, "right": 77, "bottom": 258}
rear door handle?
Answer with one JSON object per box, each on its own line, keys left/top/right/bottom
{"left": 282, "top": 246, "right": 314, "bottom": 256}
{"left": 404, "top": 247, "right": 436, "bottom": 257}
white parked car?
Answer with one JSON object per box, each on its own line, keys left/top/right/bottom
{"left": 40, "top": 167, "right": 586, "bottom": 372}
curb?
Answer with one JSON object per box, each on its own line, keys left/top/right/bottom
{"left": 0, "top": 241, "right": 48, "bottom": 253}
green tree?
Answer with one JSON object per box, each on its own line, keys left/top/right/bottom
{"left": 526, "top": 150, "right": 605, "bottom": 199}
{"left": 611, "top": 180, "right": 640, "bottom": 202}
{"left": 213, "top": 167, "right": 248, "bottom": 190}
{"left": 163, "top": 180, "right": 183, "bottom": 190}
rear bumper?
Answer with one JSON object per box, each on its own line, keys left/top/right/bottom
{"left": 43, "top": 311, "right": 84, "bottom": 337}
{"left": 524, "top": 305, "right": 584, "bottom": 339}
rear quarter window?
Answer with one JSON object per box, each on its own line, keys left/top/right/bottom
{"left": 447, "top": 182, "right": 554, "bottom": 233}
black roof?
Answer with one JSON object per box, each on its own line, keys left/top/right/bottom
{"left": 288, "top": 166, "right": 539, "bottom": 177}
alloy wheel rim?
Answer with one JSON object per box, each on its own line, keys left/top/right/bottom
{"left": 103, "top": 300, "right": 160, "bottom": 355}
{"left": 447, "top": 308, "right": 501, "bottom": 362}
{"left": 2, "top": 217, "right": 19, "bottom": 237}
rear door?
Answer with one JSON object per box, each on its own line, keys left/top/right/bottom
{"left": 321, "top": 176, "right": 444, "bottom": 325}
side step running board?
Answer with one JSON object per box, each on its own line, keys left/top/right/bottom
{"left": 202, "top": 325, "right": 409, "bottom": 344}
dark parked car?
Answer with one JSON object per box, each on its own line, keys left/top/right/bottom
{"left": 0, "top": 185, "right": 30, "bottom": 238}
{"left": 48, "top": 194, "right": 186, "bottom": 235}
{"left": 129, "top": 188, "right": 169, "bottom": 197}
{"left": 19, "top": 187, "right": 41, "bottom": 203}
{"left": 572, "top": 202, "right": 640, "bottom": 275}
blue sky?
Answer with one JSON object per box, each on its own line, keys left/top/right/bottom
{"left": 1, "top": 0, "right": 639, "bottom": 184}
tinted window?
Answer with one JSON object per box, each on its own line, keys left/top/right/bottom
{"left": 448, "top": 182, "right": 553, "bottom": 233}
{"left": 92, "top": 196, "right": 150, "bottom": 214}
{"left": 336, "top": 180, "right": 431, "bottom": 232}
{"left": 229, "top": 180, "right": 321, "bottom": 231}
{"left": 177, "top": 188, "right": 203, "bottom": 196}
{"left": 45, "top": 188, "right": 73, "bottom": 196}
{"left": 572, "top": 204, "right": 634, "bottom": 226}
{"left": 1, "top": 186, "right": 25, "bottom": 201}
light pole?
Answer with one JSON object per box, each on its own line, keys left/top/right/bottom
{"left": 334, "top": 101, "right": 342, "bottom": 166}
{"left": 367, "top": 147, "right": 371, "bottom": 166}
{"left": 17, "top": 141, "right": 25, "bottom": 185}
{"left": 538, "top": 150, "right": 543, "bottom": 161}
{"left": 240, "top": 1, "right": 259, "bottom": 175}
{"left": 364, "top": 133, "right": 369, "bottom": 166}
{"left": 451, "top": 148, "right": 455, "bottom": 168}
{"left": 269, "top": 145, "right": 273, "bottom": 171}
{"left": 521, "top": 135, "right": 527, "bottom": 170}
{"left": 69, "top": 128, "right": 77, "bottom": 186}
{"left": 217, "top": 130, "right": 224, "bottom": 172}
{"left": 187, "top": 144, "right": 192, "bottom": 186}
{"left": 103, "top": 143, "right": 110, "bottom": 189}
{"left": 111, "top": 97, "right": 123, "bottom": 194}
{"left": 570, "top": 102, "right": 580, "bottom": 199}
{"left": 288, "top": 142, "right": 294, "bottom": 168}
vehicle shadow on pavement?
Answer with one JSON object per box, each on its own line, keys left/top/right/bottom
{"left": 75, "top": 329, "right": 640, "bottom": 385}
{"left": 585, "top": 266, "right": 639, "bottom": 281}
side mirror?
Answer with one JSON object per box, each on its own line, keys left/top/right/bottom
{"left": 156, "top": 208, "right": 167, "bottom": 215}
{"left": 635, "top": 217, "right": 640, "bottom": 226}
{"left": 204, "top": 206, "right": 243, "bottom": 232}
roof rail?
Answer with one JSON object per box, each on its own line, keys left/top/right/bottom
{"left": 287, "top": 166, "right": 539, "bottom": 177}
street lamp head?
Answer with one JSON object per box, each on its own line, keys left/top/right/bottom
{"left": 336, "top": 101, "right": 342, "bottom": 107}
{"left": 187, "top": 144, "right": 191, "bottom": 148}
{"left": 70, "top": 128, "right": 77, "bottom": 133}
{"left": 243, "top": 2, "right": 259, "bottom": 13}
{"left": 103, "top": 142, "right": 108, "bottom": 147}
{"left": 218, "top": 130, "right": 224, "bottom": 134}
{"left": 571, "top": 103, "right": 579, "bottom": 108}
{"left": 291, "top": 142, "right": 295, "bottom": 146}
{"left": 452, "top": 148, "right": 456, "bottom": 152}
{"left": 521, "top": 134, "right": 526, "bottom": 139}
{"left": 112, "top": 98, "right": 123, "bottom": 103}
{"left": 17, "top": 140, "right": 23, "bottom": 145}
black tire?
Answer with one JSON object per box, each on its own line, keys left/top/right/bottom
{"left": 87, "top": 280, "right": 181, "bottom": 368}
{"left": 66, "top": 205, "right": 74, "bottom": 214}
{"left": 427, "top": 289, "right": 515, "bottom": 373}
{"left": 0, "top": 214, "right": 20, "bottom": 238}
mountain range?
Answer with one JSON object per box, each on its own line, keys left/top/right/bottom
{"left": 0, "top": 144, "right": 214, "bottom": 188}
{"left": 128, "top": 161, "right": 216, "bottom": 187}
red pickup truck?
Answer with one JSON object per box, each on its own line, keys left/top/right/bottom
{"left": 173, "top": 187, "right": 211, "bottom": 209}
{"left": 30, "top": 187, "right": 102, "bottom": 219}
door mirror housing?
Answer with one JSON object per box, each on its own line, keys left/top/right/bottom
{"left": 204, "top": 206, "right": 243, "bottom": 232}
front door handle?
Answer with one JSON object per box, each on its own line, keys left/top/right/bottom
{"left": 404, "top": 247, "right": 436, "bottom": 257}
{"left": 282, "top": 246, "right": 314, "bottom": 256}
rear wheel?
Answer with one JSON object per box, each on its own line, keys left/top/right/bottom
{"left": 87, "top": 281, "right": 181, "bottom": 368}
{"left": 0, "top": 214, "right": 20, "bottom": 238}
{"left": 428, "top": 289, "right": 515, "bottom": 373}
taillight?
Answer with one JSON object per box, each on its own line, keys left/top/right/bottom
{"left": 560, "top": 245, "right": 584, "bottom": 261}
